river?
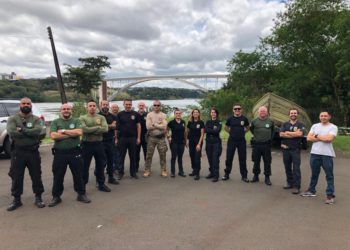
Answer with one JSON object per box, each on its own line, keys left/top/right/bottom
{"left": 35, "top": 99, "right": 201, "bottom": 121}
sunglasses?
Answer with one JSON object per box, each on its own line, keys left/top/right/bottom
{"left": 153, "top": 104, "right": 160, "bottom": 107}
{"left": 233, "top": 108, "right": 241, "bottom": 110}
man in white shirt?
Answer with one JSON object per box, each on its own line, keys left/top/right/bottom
{"left": 301, "top": 111, "right": 338, "bottom": 204}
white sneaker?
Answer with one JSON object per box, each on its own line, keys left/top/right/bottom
{"left": 300, "top": 191, "right": 317, "bottom": 197}
{"left": 325, "top": 196, "right": 335, "bottom": 205}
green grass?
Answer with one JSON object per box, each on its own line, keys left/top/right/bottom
{"left": 333, "top": 135, "right": 350, "bottom": 155}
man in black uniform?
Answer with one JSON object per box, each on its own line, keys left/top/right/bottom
{"left": 111, "top": 103, "right": 121, "bottom": 173}
{"left": 280, "top": 108, "right": 305, "bottom": 194}
{"left": 116, "top": 99, "right": 141, "bottom": 179}
{"left": 49, "top": 103, "right": 91, "bottom": 207}
{"left": 6, "top": 97, "right": 45, "bottom": 211}
{"left": 99, "top": 100, "right": 119, "bottom": 185}
{"left": 167, "top": 109, "right": 187, "bottom": 177}
{"left": 135, "top": 101, "right": 147, "bottom": 173}
{"left": 223, "top": 104, "right": 250, "bottom": 182}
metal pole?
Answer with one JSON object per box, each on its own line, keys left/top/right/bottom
{"left": 101, "top": 80, "right": 107, "bottom": 100}
{"left": 47, "top": 26, "right": 67, "bottom": 104}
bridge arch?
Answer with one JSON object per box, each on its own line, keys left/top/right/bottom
{"left": 104, "top": 74, "right": 227, "bottom": 101}
{"left": 107, "top": 78, "right": 208, "bottom": 101}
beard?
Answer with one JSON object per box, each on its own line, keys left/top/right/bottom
{"left": 102, "top": 108, "right": 109, "bottom": 113}
{"left": 62, "top": 114, "right": 71, "bottom": 119}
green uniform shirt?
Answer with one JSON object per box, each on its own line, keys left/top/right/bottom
{"left": 50, "top": 117, "right": 82, "bottom": 149}
{"left": 250, "top": 117, "right": 275, "bottom": 142}
{"left": 7, "top": 113, "right": 43, "bottom": 147}
{"left": 80, "top": 114, "right": 108, "bottom": 142}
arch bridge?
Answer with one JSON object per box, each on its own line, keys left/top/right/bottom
{"left": 104, "top": 74, "right": 228, "bottom": 101}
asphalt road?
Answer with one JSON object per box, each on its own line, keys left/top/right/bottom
{"left": 0, "top": 144, "right": 349, "bottom": 250}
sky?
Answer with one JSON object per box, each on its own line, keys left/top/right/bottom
{"left": 0, "top": 0, "right": 284, "bottom": 83}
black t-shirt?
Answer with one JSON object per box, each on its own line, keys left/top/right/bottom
{"left": 280, "top": 120, "right": 305, "bottom": 149}
{"left": 168, "top": 119, "right": 186, "bottom": 144}
{"left": 99, "top": 111, "right": 116, "bottom": 141}
{"left": 225, "top": 115, "right": 249, "bottom": 140}
{"left": 187, "top": 120, "right": 205, "bottom": 141}
{"left": 116, "top": 110, "right": 140, "bottom": 138}
{"left": 138, "top": 111, "right": 148, "bottom": 137}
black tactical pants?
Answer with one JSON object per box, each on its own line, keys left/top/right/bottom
{"left": 82, "top": 141, "right": 106, "bottom": 187}
{"left": 225, "top": 137, "right": 248, "bottom": 178}
{"left": 189, "top": 139, "right": 202, "bottom": 175}
{"left": 282, "top": 148, "right": 301, "bottom": 188}
{"left": 205, "top": 140, "right": 222, "bottom": 178}
{"left": 118, "top": 137, "right": 137, "bottom": 176}
{"left": 170, "top": 142, "right": 185, "bottom": 174}
{"left": 102, "top": 140, "right": 115, "bottom": 178}
{"left": 52, "top": 149, "right": 85, "bottom": 197}
{"left": 9, "top": 148, "right": 44, "bottom": 198}
{"left": 252, "top": 143, "right": 272, "bottom": 176}
{"left": 135, "top": 137, "right": 147, "bottom": 172}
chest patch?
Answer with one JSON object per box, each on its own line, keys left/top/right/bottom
{"left": 69, "top": 124, "right": 75, "bottom": 129}
{"left": 265, "top": 124, "right": 270, "bottom": 128}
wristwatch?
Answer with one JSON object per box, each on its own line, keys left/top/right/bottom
{"left": 314, "top": 134, "right": 318, "bottom": 138}
{"left": 61, "top": 129, "right": 66, "bottom": 133}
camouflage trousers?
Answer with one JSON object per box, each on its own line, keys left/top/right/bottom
{"left": 145, "top": 136, "right": 168, "bottom": 171}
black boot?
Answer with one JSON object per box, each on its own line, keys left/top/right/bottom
{"left": 189, "top": 171, "right": 195, "bottom": 177}
{"left": 48, "top": 196, "right": 62, "bottom": 207}
{"left": 265, "top": 176, "right": 272, "bottom": 186}
{"left": 222, "top": 174, "right": 230, "bottom": 181}
{"left": 194, "top": 175, "right": 200, "bottom": 181}
{"left": 7, "top": 197, "right": 22, "bottom": 212}
{"left": 34, "top": 195, "right": 45, "bottom": 208}
{"left": 178, "top": 172, "right": 186, "bottom": 177}
{"left": 108, "top": 176, "right": 120, "bottom": 185}
{"left": 251, "top": 175, "right": 259, "bottom": 183}
{"left": 98, "top": 184, "right": 111, "bottom": 192}
{"left": 77, "top": 194, "right": 91, "bottom": 203}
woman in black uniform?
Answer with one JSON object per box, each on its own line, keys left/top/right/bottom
{"left": 187, "top": 109, "right": 204, "bottom": 180}
{"left": 205, "top": 108, "right": 222, "bottom": 182}
{"left": 167, "top": 109, "right": 186, "bottom": 178}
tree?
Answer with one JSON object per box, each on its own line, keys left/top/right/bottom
{"left": 218, "top": 0, "right": 350, "bottom": 125}
{"left": 267, "top": 0, "right": 350, "bottom": 125}
{"left": 63, "top": 55, "right": 111, "bottom": 97}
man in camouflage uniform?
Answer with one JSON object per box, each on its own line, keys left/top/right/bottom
{"left": 144, "top": 100, "right": 168, "bottom": 177}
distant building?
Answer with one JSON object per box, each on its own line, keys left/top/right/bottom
{"left": 0, "top": 72, "right": 20, "bottom": 81}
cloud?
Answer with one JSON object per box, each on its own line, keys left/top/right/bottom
{"left": 0, "top": 0, "right": 284, "bottom": 79}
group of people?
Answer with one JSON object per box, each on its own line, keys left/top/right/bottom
{"left": 5, "top": 97, "right": 338, "bottom": 211}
